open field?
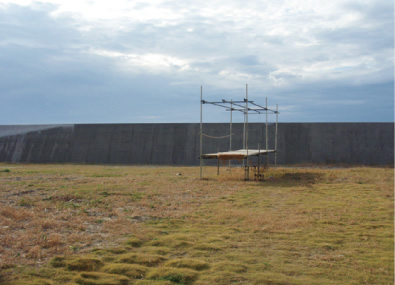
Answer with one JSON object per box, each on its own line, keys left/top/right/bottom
{"left": 0, "top": 163, "right": 393, "bottom": 284}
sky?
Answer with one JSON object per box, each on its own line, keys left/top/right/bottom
{"left": 0, "top": 0, "right": 393, "bottom": 124}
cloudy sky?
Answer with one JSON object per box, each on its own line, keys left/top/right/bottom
{"left": 0, "top": 0, "right": 393, "bottom": 124}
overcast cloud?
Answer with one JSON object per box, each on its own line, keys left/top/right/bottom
{"left": 0, "top": 0, "right": 393, "bottom": 123}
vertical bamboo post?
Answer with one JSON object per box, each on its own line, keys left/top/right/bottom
{"left": 275, "top": 104, "right": 278, "bottom": 167}
{"left": 265, "top": 97, "right": 268, "bottom": 168}
{"left": 243, "top": 97, "right": 246, "bottom": 168}
{"left": 229, "top": 100, "right": 233, "bottom": 171}
{"left": 243, "top": 108, "right": 246, "bottom": 149}
{"left": 200, "top": 86, "right": 203, "bottom": 179}
{"left": 245, "top": 84, "right": 249, "bottom": 180}
{"left": 257, "top": 143, "right": 260, "bottom": 181}
{"left": 246, "top": 84, "right": 249, "bottom": 156}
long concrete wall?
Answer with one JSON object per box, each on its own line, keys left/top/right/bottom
{"left": 0, "top": 123, "right": 393, "bottom": 165}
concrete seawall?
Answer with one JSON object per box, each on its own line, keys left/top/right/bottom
{"left": 0, "top": 123, "right": 393, "bottom": 165}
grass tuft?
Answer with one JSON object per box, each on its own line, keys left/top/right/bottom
{"left": 67, "top": 258, "right": 104, "bottom": 271}
{"left": 116, "top": 253, "right": 167, "bottom": 267}
{"left": 147, "top": 267, "right": 199, "bottom": 284}
{"left": 143, "top": 246, "right": 171, "bottom": 255}
{"left": 101, "top": 263, "right": 148, "bottom": 279}
{"left": 17, "top": 198, "right": 35, "bottom": 207}
{"left": 125, "top": 237, "right": 143, "bottom": 247}
{"left": 105, "top": 247, "right": 128, "bottom": 255}
{"left": 134, "top": 280, "right": 173, "bottom": 285}
{"left": 193, "top": 243, "right": 221, "bottom": 251}
{"left": 50, "top": 256, "right": 67, "bottom": 268}
{"left": 212, "top": 261, "right": 248, "bottom": 273}
{"left": 164, "top": 258, "right": 209, "bottom": 271}
{"left": 74, "top": 271, "right": 130, "bottom": 285}
{"left": 198, "top": 270, "right": 248, "bottom": 284}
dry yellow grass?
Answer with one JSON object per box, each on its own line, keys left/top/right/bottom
{"left": 0, "top": 163, "right": 393, "bottom": 284}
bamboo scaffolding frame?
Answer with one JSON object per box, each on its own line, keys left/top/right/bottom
{"left": 199, "top": 85, "right": 279, "bottom": 180}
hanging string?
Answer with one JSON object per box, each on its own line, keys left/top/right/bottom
{"left": 202, "top": 133, "right": 234, "bottom": 139}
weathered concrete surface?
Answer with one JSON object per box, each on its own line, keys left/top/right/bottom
{"left": 0, "top": 125, "right": 74, "bottom": 163}
{"left": 0, "top": 125, "right": 72, "bottom": 138}
{"left": 0, "top": 123, "right": 393, "bottom": 165}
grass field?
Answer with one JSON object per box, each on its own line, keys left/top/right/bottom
{"left": 0, "top": 163, "right": 393, "bottom": 284}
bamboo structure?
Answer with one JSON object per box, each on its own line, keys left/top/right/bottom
{"left": 199, "top": 85, "right": 279, "bottom": 180}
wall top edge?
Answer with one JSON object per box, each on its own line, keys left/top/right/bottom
{"left": 0, "top": 122, "right": 393, "bottom": 127}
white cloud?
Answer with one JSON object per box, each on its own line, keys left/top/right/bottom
{"left": 0, "top": 0, "right": 392, "bottom": 123}
{"left": 90, "top": 49, "right": 191, "bottom": 74}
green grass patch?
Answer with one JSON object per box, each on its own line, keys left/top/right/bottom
{"left": 147, "top": 267, "right": 198, "bottom": 284}
{"left": 116, "top": 253, "right": 167, "bottom": 267}
{"left": 101, "top": 263, "right": 148, "bottom": 279}
{"left": 67, "top": 257, "right": 104, "bottom": 271}
{"left": 50, "top": 256, "right": 68, "bottom": 268}
{"left": 125, "top": 237, "right": 143, "bottom": 247}
{"left": 164, "top": 258, "right": 210, "bottom": 271}
{"left": 74, "top": 271, "right": 130, "bottom": 285}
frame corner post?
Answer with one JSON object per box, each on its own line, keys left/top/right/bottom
{"left": 200, "top": 85, "right": 203, "bottom": 179}
{"left": 275, "top": 104, "right": 278, "bottom": 167}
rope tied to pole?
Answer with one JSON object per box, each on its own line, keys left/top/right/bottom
{"left": 202, "top": 133, "right": 234, "bottom": 139}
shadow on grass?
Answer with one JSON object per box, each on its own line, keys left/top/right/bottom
{"left": 203, "top": 167, "right": 325, "bottom": 186}
{"left": 252, "top": 171, "right": 325, "bottom": 187}
{"left": 278, "top": 172, "right": 323, "bottom": 183}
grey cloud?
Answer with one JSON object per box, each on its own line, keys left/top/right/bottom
{"left": 0, "top": 4, "right": 80, "bottom": 47}
{"left": 237, "top": 55, "right": 260, "bottom": 66}
{"left": 0, "top": 1, "right": 393, "bottom": 124}
{"left": 271, "top": 81, "right": 394, "bottom": 122}
{"left": 343, "top": 0, "right": 394, "bottom": 21}
{"left": 316, "top": 18, "right": 393, "bottom": 52}
{"left": 0, "top": 5, "right": 198, "bottom": 123}
{"left": 314, "top": 1, "right": 393, "bottom": 52}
